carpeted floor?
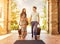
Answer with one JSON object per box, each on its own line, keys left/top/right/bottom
{"left": 14, "top": 40, "right": 45, "bottom": 44}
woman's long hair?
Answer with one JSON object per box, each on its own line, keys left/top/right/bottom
{"left": 20, "top": 8, "right": 27, "bottom": 18}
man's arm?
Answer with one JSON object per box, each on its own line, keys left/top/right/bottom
{"left": 38, "top": 13, "right": 40, "bottom": 24}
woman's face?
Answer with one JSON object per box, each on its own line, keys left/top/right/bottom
{"left": 23, "top": 9, "right": 26, "bottom": 12}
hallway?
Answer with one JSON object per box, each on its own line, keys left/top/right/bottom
{"left": 0, "top": 0, "right": 60, "bottom": 44}
{"left": 0, "top": 30, "right": 60, "bottom": 44}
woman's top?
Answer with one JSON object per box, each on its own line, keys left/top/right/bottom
{"left": 20, "top": 14, "right": 27, "bottom": 26}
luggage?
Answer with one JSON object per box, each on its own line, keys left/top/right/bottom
{"left": 33, "top": 24, "right": 41, "bottom": 35}
{"left": 18, "top": 29, "right": 21, "bottom": 35}
{"left": 37, "top": 27, "right": 41, "bottom": 35}
{"left": 34, "top": 27, "right": 41, "bottom": 40}
{"left": 18, "top": 25, "right": 21, "bottom": 35}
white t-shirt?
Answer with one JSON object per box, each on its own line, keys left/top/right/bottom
{"left": 31, "top": 12, "right": 39, "bottom": 22}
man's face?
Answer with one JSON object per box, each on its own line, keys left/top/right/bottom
{"left": 33, "top": 8, "right": 36, "bottom": 12}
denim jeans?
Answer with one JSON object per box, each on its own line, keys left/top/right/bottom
{"left": 31, "top": 21, "right": 38, "bottom": 36}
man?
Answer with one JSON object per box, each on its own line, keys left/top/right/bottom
{"left": 30, "top": 6, "right": 40, "bottom": 39}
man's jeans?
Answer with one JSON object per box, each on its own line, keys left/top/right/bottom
{"left": 31, "top": 21, "right": 38, "bottom": 36}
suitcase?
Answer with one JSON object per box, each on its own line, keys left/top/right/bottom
{"left": 34, "top": 27, "right": 41, "bottom": 40}
{"left": 18, "top": 29, "right": 21, "bottom": 35}
{"left": 33, "top": 27, "right": 41, "bottom": 35}
{"left": 18, "top": 24, "right": 22, "bottom": 35}
{"left": 37, "top": 27, "right": 41, "bottom": 35}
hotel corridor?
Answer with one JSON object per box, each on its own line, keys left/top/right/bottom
{"left": 0, "top": 0, "right": 60, "bottom": 44}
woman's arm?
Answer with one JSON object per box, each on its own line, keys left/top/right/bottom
{"left": 30, "top": 15, "right": 32, "bottom": 23}
{"left": 20, "top": 17, "right": 21, "bottom": 21}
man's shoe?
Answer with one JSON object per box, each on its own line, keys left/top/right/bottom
{"left": 32, "top": 35, "right": 33, "bottom": 38}
{"left": 35, "top": 35, "right": 37, "bottom": 40}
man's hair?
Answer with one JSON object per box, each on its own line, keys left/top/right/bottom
{"left": 33, "top": 6, "right": 37, "bottom": 9}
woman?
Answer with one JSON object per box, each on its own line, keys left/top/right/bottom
{"left": 19, "top": 8, "right": 28, "bottom": 38}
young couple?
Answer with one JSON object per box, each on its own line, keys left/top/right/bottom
{"left": 19, "top": 6, "right": 40, "bottom": 39}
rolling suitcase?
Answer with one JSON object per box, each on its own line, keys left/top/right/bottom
{"left": 18, "top": 29, "right": 21, "bottom": 35}
{"left": 33, "top": 24, "right": 41, "bottom": 40}
{"left": 34, "top": 27, "right": 41, "bottom": 40}
{"left": 18, "top": 24, "right": 21, "bottom": 35}
{"left": 37, "top": 27, "right": 41, "bottom": 35}
{"left": 33, "top": 24, "right": 41, "bottom": 35}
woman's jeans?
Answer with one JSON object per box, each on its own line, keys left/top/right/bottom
{"left": 31, "top": 21, "right": 39, "bottom": 36}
